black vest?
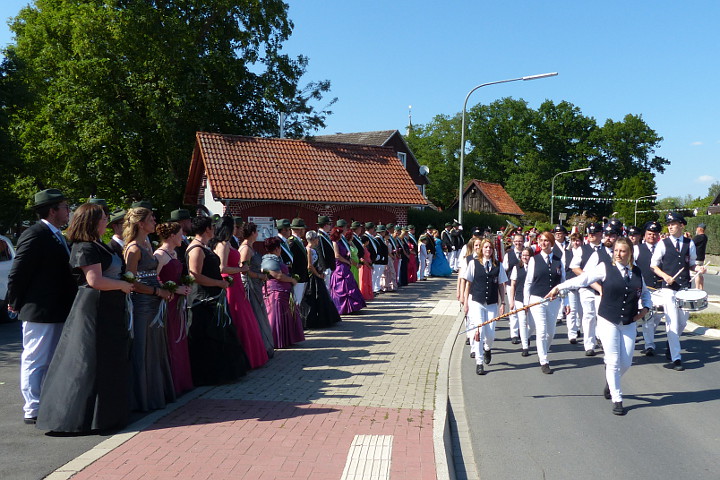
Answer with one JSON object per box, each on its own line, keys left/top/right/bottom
{"left": 579, "top": 243, "right": 601, "bottom": 270}
{"left": 469, "top": 259, "right": 501, "bottom": 305}
{"left": 565, "top": 248, "right": 576, "bottom": 280}
{"left": 635, "top": 243, "right": 661, "bottom": 289}
{"left": 505, "top": 248, "right": 521, "bottom": 275}
{"left": 659, "top": 237, "right": 691, "bottom": 291}
{"left": 364, "top": 233, "right": 378, "bottom": 262}
{"left": 375, "top": 235, "right": 388, "bottom": 265}
{"left": 529, "top": 252, "right": 563, "bottom": 297}
{"left": 513, "top": 264, "right": 528, "bottom": 302}
{"left": 598, "top": 264, "right": 643, "bottom": 325}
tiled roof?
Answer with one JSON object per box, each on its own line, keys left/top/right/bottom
{"left": 185, "top": 132, "right": 427, "bottom": 206}
{"left": 312, "top": 130, "right": 396, "bottom": 146}
{"left": 470, "top": 180, "right": 525, "bottom": 216}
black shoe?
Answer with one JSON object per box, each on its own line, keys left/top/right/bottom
{"left": 511, "top": 336, "right": 520, "bottom": 345}
{"left": 465, "top": 338, "right": 470, "bottom": 345}
{"left": 23, "top": 417, "right": 37, "bottom": 425}
{"left": 585, "top": 349, "right": 596, "bottom": 357}
{"left": 570, "top": 338, "right": 577, "bottom": 345}
{"left": 521, "top": 349, "right": 530, "bottom": 357}
{"left": 673, "top": 360, "right": 684, "bottom": 371}
{"left": 604, "top": 383, "right": 611, "bottom": 400}
{"left": 645, "top": 347, "right": 655, "bottom": 357}
{"left": 470, "top": 352, "right": 475, "bottom": 358}
{"left": 483, "top": 349, "right": 492, "bottom": 365}
{"left": 541, "top": 364, "right": 553, "bottom": 374}
{"left": 612, "top": 402, "right": 625, "bottom": 416}
{"left": 476, "top": 364, "right": 486, "bottom": 375}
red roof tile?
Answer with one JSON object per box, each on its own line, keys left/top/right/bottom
{"left": 184, "top": 133, "right": 427, "bottom": 206}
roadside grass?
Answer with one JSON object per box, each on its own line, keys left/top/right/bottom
{"left": 690, "top": 313, "right": 720, "bottom": 329}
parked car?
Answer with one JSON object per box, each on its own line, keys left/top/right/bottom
{"left": 0, "top": 234, "right": 16, "bottom": 322}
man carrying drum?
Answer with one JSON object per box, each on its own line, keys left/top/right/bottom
{"left": 633, "top": 220, "right": 664, "bottom": 356}
{"left": 650, "top": 212, "right": 707, "bottom": 371}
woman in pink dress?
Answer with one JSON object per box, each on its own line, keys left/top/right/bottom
{"left": 403, "top": 229, "right": 418, "bottom": 283}
{"left": 358, "top": 236, "right": 374, "bottom": 300}
{"left": 329, "top": 227, "right": 366, "bottom": 314}
{"left": 211, "top": 216, "right": 268, "bottom": 369}
{"left": 154, "top": 222, "right": 194, "bottom": 395}
{"left": 262, "top": 237, "right": 305, "bottom": 348}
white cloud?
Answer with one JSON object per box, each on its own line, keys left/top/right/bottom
{"left": 696, "top": 175, "right": 716, "bottom": 183}
{"left": 690, "top": 141, "right": 703, "bottom": 146}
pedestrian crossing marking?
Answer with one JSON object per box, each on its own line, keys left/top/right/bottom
{"left": 340, "top": 434, "right": 393, "bottom": 480}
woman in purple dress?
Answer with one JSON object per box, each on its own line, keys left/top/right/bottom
{"left": 154, "top": 222, "right": 194, "bottom": 395}
{"left": 262, "top": 237, "right": 305, "bottom": 348}
{"left": 329, "top": 227, "right": 366, "bottom": 314}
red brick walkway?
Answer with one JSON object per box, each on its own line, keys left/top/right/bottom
{"left": 71, "top": 399, "right": 436, "bottom": 480}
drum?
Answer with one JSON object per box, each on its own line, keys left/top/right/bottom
{"left": 674, "top": 288, "right": 708, "bottom": 312}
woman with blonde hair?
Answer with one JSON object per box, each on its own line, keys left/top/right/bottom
{"left": 462, "top": 238, "right": 508, "bottom": 375}
{"left": 124, "top": 207, "right": 175, "bottom": 411}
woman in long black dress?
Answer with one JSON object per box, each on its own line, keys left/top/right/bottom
{"left": 186, "top": 216, "right": 249, "bottom": 385}
{"left": 37, "top": 203, "right": 134, "bottom": 433}
{"left": 301, "top": 230, "right": 341, "bottom": 328}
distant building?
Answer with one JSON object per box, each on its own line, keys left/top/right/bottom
{"left": 708, "top": 192, "right": 720, "bottom": 215}
{"left": 448, "top": 179, "right": 524, "bottom": 217}
{"left": 312, "top": 130, "right": 429, "bottom": 199}
{"left": 183, "top": 132, "right": 427, "bottom": 229}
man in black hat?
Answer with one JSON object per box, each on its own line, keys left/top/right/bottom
{"left": 693, "top": 223, "right": 707, "bottom": 290}
{"left": 450, "top": 221, "right": 464, "bottom": 272}
{"left": 107, "top": 208, "right": 127, "bottom": 257}
{"left": 650, "top": 212, "right": 706, "bottom": 370}
{"left": 552, "top": 225, "right": 571, "bottom": 327}
{"left": 169, "top": 209, "right": 192, "bottom": 264}
{"left": 441, "top": 222, "right": 454, "bottom": 270}
{"left": 627, "top": 226, "right": 642, "bottom": 246}
{"left": 230, "top": 216, "right": 244, "bottom": 249}
{"left": 634, "top": 220, "right": 663, "bottom": 356}
{"left": 363, "top": 222, "right": 381, "bottom": 292}
{"left": 7, "top": 189, "right": 77, "bottom": 424}
{"left": 351, "top": 221, "right": 366, "bottom": 265}
{"left": 422, "top": 224, "right": 436, "bottom": 279}
{"left": 316, "top": 216, "right": 336, "bottom": 286}
{"left": 569, "top": 222, "right": 605, "bottom": 353}
{"left": 288, "top": 218, "right": 309, "bottom": 306}
{"left": 275, "top": 219, "right": 294, "bottom": 266}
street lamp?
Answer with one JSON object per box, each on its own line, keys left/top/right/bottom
{"left": 457, "top": 72, "right": 558, "bottom": 225}
{"left": 550, "top": 167, "right": 591, "bottom": 225}
{"left": 634, "top": 194, "right": 658, "bottom": 225}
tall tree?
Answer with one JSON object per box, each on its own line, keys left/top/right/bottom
{"left": 5, "top": 0, "right": 334, "bottom": 212}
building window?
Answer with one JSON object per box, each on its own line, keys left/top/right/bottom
{"left": 416, "top": 184, "right": 426, "bottom": 197}
{"left": 398, "top": 152, "right": 407, "bottom": 168}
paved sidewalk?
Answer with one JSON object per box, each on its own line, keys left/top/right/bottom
{"left": 50, "top": 277, "right": 461, "bottom": 480}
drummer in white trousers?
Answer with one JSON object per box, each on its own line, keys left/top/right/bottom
{"left": 524, "top": 231, "right": 566, "bottom": 374}
{"left": 650, "top": 212, "right": 706, "bottom": 371}
{"left": 548, "top": 237, "right": 652, "bottom": 416}
{"left": 633, "top": 220, "right": 664, "bottom": 356}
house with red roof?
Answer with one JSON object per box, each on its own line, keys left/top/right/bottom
{"left": 448, "top": 179, "right": 524, "bottom": 217}
{"left": 183, "top": 132, "right": 427, "bottom": 228}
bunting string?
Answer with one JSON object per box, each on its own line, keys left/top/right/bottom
{"left": 552, "top": 195, "right": 657, "bottom": 203}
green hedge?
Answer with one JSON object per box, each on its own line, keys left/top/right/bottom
{"left": 407, "top": 209, "right": 516, "bottom": 233}
{"left": 686, "top": 215, "right": 720, "bottom": 257}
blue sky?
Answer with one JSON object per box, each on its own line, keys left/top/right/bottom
{"left": 2, "top": 1, "right": 718, "bottom": 201}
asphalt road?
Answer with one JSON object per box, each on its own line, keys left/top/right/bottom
{"left": 702, "top": 272, "right": 720, "bottom": 296}
{"left": 459, "top": 318, "right": 720, "bottom": 480}
{"left": 0, "top": 321, "right": 146, "bottom": 480}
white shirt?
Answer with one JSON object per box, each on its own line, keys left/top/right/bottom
{"left": 557, "top": 261, "right": 652, "bottom": 309}
{"left": 650, "top": 234, "right": 697, "bottom": 269}
{"left": 502, "top": 249, "right": 523, "bottom": 272}
{"left": 568, "top": 242, "right": 601, "bottom": 270}
{"left": 523, "top": 251, "right": 567, "bottom": 302}
{"left": 462, "top": 258, "right": 509, "bottom": 285}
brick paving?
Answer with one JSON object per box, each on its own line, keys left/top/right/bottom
{"left": 58, "top": 277, "right": 460, "bottom": 479}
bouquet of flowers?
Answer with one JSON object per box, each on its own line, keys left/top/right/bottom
{"left": 181, "top": 275, "right": 195, "bottom": 286}
{"left": 161, "top": 280, "right": 178, "bottom": 294}
{"left": 121, "top": 271, "right": 137, "bottom": 283}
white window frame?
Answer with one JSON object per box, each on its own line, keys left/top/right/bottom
{"left": 398, "top": 152, "right": 407, "bottom": 168}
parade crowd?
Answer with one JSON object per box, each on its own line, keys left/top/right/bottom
{"left": 458, "top": 213, "right": 708, "bottom": 416}
{"left": 5, "top": 188, "right": 469, "bottom": 433}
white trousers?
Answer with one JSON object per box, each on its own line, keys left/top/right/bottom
{"left": 507, "top": 293, "right": 520, "bottom": 339}
{"left": 529, "top": 295, "right": 562, "bottom": 365}
{"left": 579, "top": 288, "right": 599, "bottom": 351}
{"left": 467, "top": 297, "right": 497, "bottom": 365}
{"left": 21, "top": 321, "right": 64, "bottom": 418}
{"left": 425, "top": 254, "right": 433, "bottom": 277}
{"left": 659, "top": 288, "right": 688, "bottom": 361}
{"left": 516, "top": 300, "right": 536, "bottom": 349}
{"left": 566, "top": 290, "right": 582, "bottom": 340}
{"left": 293, "top": 282, "right": 306, "bottom": 305}
{"left": 597, "top": 317, "right": 636, "bottom": 403}
{"left": 417, "top": 249, "right": 428, "bottom": 280}
{"left": 372, "top": 264, "right": 385, "bottom": 292}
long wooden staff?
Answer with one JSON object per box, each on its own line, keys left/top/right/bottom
{"left": 458, "top": 295, "right": 563, "bottom": 335}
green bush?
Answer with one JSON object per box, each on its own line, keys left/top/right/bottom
{"left": 686, "top": 215, "right": 719, "bottom": 257}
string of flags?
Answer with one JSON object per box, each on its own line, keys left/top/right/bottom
{"left": 635, "top": 207, "right": 695, "bottom": 214}
{"left": 552, "top": 195, "right": 657, "bottom": 203}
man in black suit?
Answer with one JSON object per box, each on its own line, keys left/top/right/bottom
{"left": 350, "top": 221, "right": 366, "bottom": 264}
{"left": 230, "top": 216, "right": 244, "bottom": 249}
{"left": 364, "top": 222, "right": 382, "bottom": 294}
{"left": 107, "top": 208, "right": 126, "bottom": 257}
{"left": 7, "top": 189, "right": 77, "bottom": 424}
{"left": 169, "top": 208, "right": 192, "bottom": 271}
{"left": 316, "top": 216, "right": 336, "bottom": 286}
{"left": 288, "top": 218, "right": 309, "bottom": 306}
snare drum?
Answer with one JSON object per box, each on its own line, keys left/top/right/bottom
{"left": 674, "top": 288, "right": 708, "bottom": 312}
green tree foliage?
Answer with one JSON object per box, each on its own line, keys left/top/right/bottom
{"left": 406, "top": 98, "right": 669, "bottom": 222}
{"left": 4, "top": 0, "right": 335, "bottom": 215}
{"left": 611, "top": 172, "right": 657, "bottom": 226}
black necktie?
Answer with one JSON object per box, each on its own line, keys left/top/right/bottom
{"left": 595, "top": 245, "right": 601, "bottom": 252}
{"left": 623, "top": 266, "right": 630, "bottom": 285}
{"left": 485, "top": 261, "right": 491, "bottom": 273}
{"left": 675, "top": 239, "right": 680, "bottom": 252}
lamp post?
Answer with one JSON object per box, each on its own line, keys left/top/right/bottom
{"left": 550, "top": 167, "right": 591, "bottom": 225}
{"left": 634, "top": 194, "right": 658, "bottom": 225}
{"left": 457, "top": 72, "right": 558, "bottom": 225}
